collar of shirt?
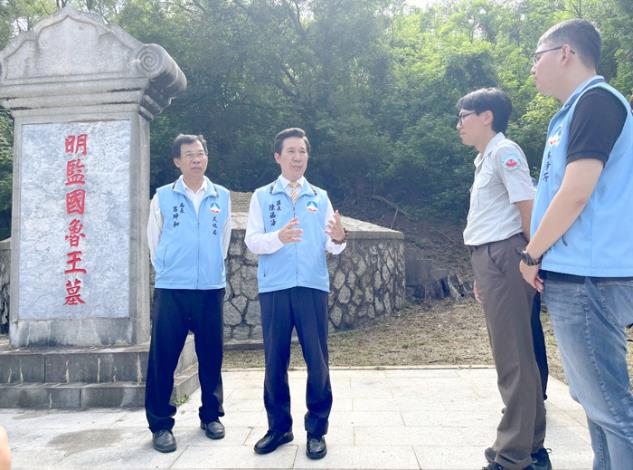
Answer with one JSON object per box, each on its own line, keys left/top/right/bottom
{"left": 178, "top": 175, "right": 208, "bottom": 196}
{"left": 474, "top": 132, "right": 506, "bottom": 170}
{"left": 278, "top": 174, "right": 306, "bottom": 192}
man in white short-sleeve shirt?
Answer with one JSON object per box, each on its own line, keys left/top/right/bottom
{"left": 457, "top": 88, "right": 551, "bottom": 470}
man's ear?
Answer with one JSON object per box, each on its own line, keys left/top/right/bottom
{"left": 173, "top": 157, "right": 182, "bottom": 169}
{"left": 482, "top": 110, "right": 494, "bottom": 128}
{"left": 274, "top": 153, "right": 282, "bottom": 165}
{"left": 561, "top": 43, "right": 574, "bottom": 64}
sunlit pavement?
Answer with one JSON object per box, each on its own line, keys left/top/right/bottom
{"left": 0, "top": 366, "right": 592, "bottom": 470}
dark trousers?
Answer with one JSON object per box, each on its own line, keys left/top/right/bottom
{"left": 260, "top": 287, "right": 332, "bottom": 437}
{"left": 471, "top": 234, "right": 546, "bottom": 470}
{"left": 531, "top": 293, "right": 549, "bottom": 400}
{"left": 145, "top": 288, "right": 225, "bottom": 433}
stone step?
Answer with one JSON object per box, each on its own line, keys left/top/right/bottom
{"left": 0, "top": 335, "right": 197, "bottom": 384}
{"left": 0, "top": 363, "right": 200, "bottom": 409}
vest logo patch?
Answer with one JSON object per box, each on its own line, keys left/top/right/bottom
{"left": 209, "top": 202, "right": 221, "bottom": 214}
{"left": 501, "top": 154, "right": 521, "bottom": 171}
{"left": 306, "top": 200, "right": 319, "bottom": 212}
{"left": 548, "top": 126, "right": 562, "bottom": 146}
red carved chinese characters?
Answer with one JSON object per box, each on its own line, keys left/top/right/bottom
{"left": 64, "top": 251, "right": 87, "bottom": 274}
{"left": 65, "top": 219, "right": 86, "bottom": 248}
{"left": 64, "top": 133, "right": 89, "bottom": 306}
{"left": 65, "top": 134, "right": 88, "bottom": 156}
{"left": 64, "top": 279, "right": 85, "bottom": 305}
{"left": 65, "top": 159, "right": 86, "bottom": 186}
{"left": 65, "top": 189, "right": 86, "bottom": 215}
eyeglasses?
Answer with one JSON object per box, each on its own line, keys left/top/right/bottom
{"left": 180, "top": 151, "right": 207, "bottom": 160}
{"left": 532, "top": 45, "right": 575, "bottom": 65}
{"left": 457, "top": 111, "right": 476, "bottom": 126}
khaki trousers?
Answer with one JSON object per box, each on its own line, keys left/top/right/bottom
{"left": 470, "top": 233, "right": 547, "bottom": 470}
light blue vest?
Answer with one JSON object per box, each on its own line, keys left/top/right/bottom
{"left": 154, "top": 177, "right": 229, "bottom": 289}
{"left": 255, "top": 178, "right": 330, "bottom": 293}
{"left": 532, "top": 76, "right": 633, "bottom": 276}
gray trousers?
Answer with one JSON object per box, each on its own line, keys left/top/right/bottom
{"left": 470, "top": 233, "right": 547, "bottom": 470}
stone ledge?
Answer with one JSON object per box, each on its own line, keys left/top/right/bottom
{"left": 0, "top": 364, "right": 196, "bottom": 409}
{"left": 0, "top": 335, "right": 196, "bottom": 385}
{"left": 231, "top": 211, "right": 403, "bottom": 239}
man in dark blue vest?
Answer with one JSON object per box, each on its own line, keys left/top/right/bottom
{"left": 245, "top": 128, "right": 346, "bottom": 460}
{"left": 145, "top": 134, "right": 231, "bottom": 453}
{"left": 521, "top": 19, "right": 633, "bottom": 468}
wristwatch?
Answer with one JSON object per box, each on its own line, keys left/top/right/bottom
{"left": 519, "top": 249, "right": 541, "bottom": 266}
{"left": 332, "top": 229, "right": 347, "bottom": 245}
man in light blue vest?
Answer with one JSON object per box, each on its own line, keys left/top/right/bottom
{"left": 245, "top": 127, "right": 346, "bottom": 460}
{"left": 146, "top": 134, "right": 231, "bottom": 453}
{"left": 521, "top": 19, "right": 633, "bottom": 468}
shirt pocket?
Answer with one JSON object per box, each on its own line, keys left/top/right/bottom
{"left": 471, "top": 171, "right": 494, "bottom": 210}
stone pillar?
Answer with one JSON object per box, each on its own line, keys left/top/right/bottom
{"left": 0, "top": 6, "right": 185, "bottom": 347}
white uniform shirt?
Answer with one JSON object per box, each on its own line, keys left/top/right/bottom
{"left": 147, "top": 175, "right": 232, "bottom": 263}
{"left": 463, "top": 133, "right": 535, "bottom": 246}
{"left": 245, "top": 175, "right": 346, "bottom": 255}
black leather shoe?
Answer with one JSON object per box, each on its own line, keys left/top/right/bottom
{"left": 152, "top": 429, "right": 176, "bottom": 453}
{"left": 306, "top": 434, "right": 327, "bottom": 460}
{"left": 254, "top": 430, "right": 294, "bottom": 454}
{"left": 201, "top": 420, "right": 225, "bottom": 439}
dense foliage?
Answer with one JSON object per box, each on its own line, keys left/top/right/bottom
{"left": 0, "top": 0, "right": 631, "bottom": 239}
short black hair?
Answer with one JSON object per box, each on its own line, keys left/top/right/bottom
{"left": 273, "top": 127, "right": 311, "bottom": 154}
{"left": 456, "top": 87, "right": 512, "bottom": 133}
{"left": 171, "top": 134, "right": 208, "bottom": 159}
{"left": 539, "top": 19, "right": 601, "bottom": 69}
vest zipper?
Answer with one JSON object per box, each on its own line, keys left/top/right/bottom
{"left": 293, "top": 194, "right": 299, "bottom": 285}
{"left": 195, "top": 198, "right": 202, "bottom": 289}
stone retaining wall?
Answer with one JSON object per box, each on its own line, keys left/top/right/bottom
{"left": 0, "top": 240, "right": 8, "bottom": 334}
{"left": 223, "top": 215, "right": 405, "bottom": 341}
{"left": 0, "top": 214, "right": 406, "bottom": 342}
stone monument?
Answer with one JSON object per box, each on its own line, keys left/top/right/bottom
{"left": 0, "top": 6, "right": 192, "bottom": 408}
{"left": 1, "top": 6, "right": 185, "bottom": 347}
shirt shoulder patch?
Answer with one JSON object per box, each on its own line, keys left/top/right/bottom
{"left": 500, "top": 153, "right": 522, "bottom": 171}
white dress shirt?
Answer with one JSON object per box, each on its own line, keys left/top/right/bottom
{"left": 245, "top": 175, "right": 346, "bottom": 255}
{"left": 147, "top": 175, "right": 232, "bottom": 263}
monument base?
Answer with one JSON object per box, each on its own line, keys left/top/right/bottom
{"left": 0, "top": 335, "right": 199, "bottom": 409}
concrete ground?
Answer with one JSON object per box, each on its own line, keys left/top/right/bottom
{"left": 0, "top": 367, "right": 593, "bottom": 470}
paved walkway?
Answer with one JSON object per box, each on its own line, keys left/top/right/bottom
{"left": 1, "top": 367, "right": 593, "bottom": 470}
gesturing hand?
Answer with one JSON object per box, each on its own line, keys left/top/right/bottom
{"left": 326, "top": 210, "right": 346, "bottom": 242}
{"left": 278, "top": 217, "right": 303, "bottom": 244}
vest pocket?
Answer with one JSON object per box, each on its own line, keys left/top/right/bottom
{"left": 158, "top": 244, "right": 170, "bottom": 272}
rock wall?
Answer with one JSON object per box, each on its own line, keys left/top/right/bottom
{"left": 0, "top": 240, "right": 8, "bottom": 334}
{"left": 1, "top": 211, "right": 406, "bottom": 342}
{"left": 223, "top": 220, "right": 405, "bottom": 342}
